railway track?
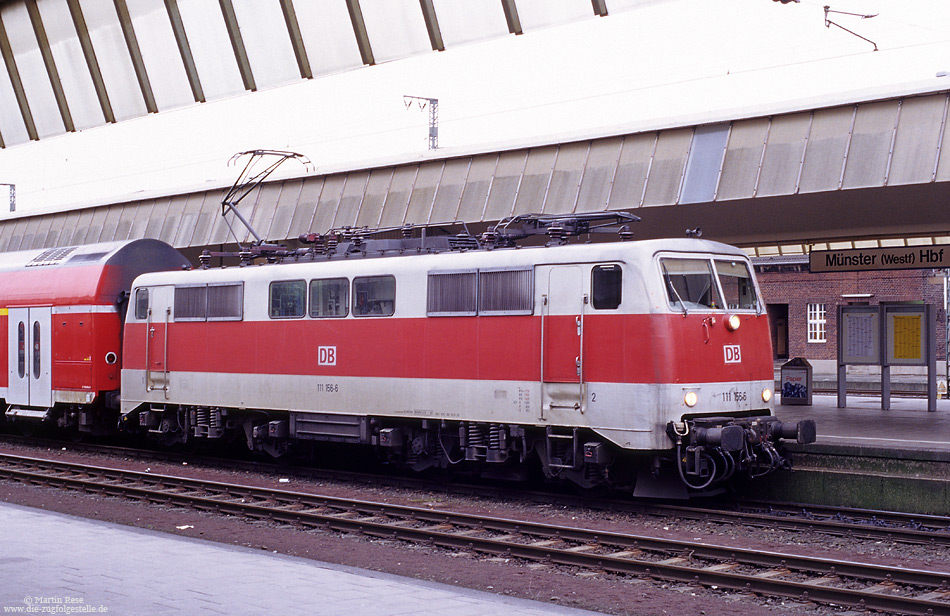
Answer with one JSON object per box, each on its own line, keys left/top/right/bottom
{"left": 2, "top": 433, "right": 948, "bottom": 548}
{"left": 2, "top": 452, "right": 949, "bottom": 615}
{"left": 627, "top": 499, "right": 950, "bottom": 548}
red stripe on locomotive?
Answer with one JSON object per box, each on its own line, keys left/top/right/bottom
{"left": 122, "top": 312, "right": 771, "bottom": 385}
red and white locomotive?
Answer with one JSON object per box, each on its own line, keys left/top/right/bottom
{"left": 1, "top": 214, "right": 814, "bottom": 497}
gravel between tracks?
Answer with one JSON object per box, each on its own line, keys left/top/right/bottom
{"left": 2, "top": 441, "right": 946, "bottom": 616}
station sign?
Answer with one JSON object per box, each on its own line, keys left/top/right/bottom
{"left": 810, "top": 246, "right": 950, "bottom": 273}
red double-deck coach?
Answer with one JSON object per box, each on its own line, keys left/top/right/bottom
{"left": 0, "top": 240, "right": 188, "bottom": 434}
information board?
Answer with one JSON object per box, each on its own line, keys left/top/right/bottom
{"left": 885, "top": 306, "right": 927, "bottom": 366}
{"left": 837, "top": 303, "right": 936, "bottom": 411}
{"left": 838, "top": 307, "right": 879, "bottom": 365}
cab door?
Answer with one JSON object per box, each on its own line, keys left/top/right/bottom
{"left": 143, "top": 286, "right": 173, "bottom": 397}
{"left": 540, "top": 265, "right": 586, "bottom": 414}
{"left": 542, "top": 266, "right": 584, "bottom": 383}
{"left": 7, "top": 307, "right": 52, "bottom": 408}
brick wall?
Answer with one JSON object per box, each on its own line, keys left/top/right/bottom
{"left": 756, "top": 267, "right": 947, "bottom": 362}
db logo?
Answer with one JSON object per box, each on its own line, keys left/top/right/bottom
{"left": 723, "top": 345, "right": 741, "bottom": 364}
{"left": 318, "top": 346, "right": 337, "bottom": 366}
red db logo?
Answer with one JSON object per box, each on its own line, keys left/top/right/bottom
{"left": 724, "top": 345, "right": 741, "bottom": 364}
{"left": 318, "top": 346, "right": 336, "bottom": 366}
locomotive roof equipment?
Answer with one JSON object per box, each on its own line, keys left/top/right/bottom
{"left": 202, "top": 211, "right": 641, "bottom": 267}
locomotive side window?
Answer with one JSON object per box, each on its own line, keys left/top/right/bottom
{"left": 715, "top": 260, "right": 758, "bottom": 310}
{"left": 478, "top": 269, "right": 533, "bottom": 315}
{"left": 661, "top": 258, "right": 723, "bottom": 310}
{"left": 353, "top": 276, "right": 395, "bottom": 317}
{"left": 592, "top": 264, "right": 622, "bottom": 310}
{"left": 310, "top": 278, "right": 349, "bottom": 318}
{"left": 427, "top": 271, "right": 477, "bottom": 316}
{"left": 174, "top": 285, "right": 207, "bottom": 321}
{"left": 207, "top": 283, "right": 244, "bottom": 320}
{"left": 269, "top": 280, "right": 306, "bottom": 318}
{"left": 134, "top": 288, "right": 149, "bottom": 320}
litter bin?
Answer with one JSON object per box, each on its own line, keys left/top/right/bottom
{"left": 780, "top": 358, "right": 812, "bottom": 405}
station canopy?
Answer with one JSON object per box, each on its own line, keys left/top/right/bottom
{"left": 0, "top": 0, "right": 619, "bottom": 147}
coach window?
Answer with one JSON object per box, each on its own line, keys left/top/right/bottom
{"left": 17, "top": 322, "right": 25, "bottom": 378}
{"left": 591, "top": 264, "right": 622, "bottom": 310}
{"left": 714, "top": 260, "right": 758, "bottom": 310}
{"left": 353, "top": 276, "right": 395, "bottom": 317}
{"left": 32, "top": 321, "right": 41, "bottom": 379}
{"left": 134, "top": 288, "right": 149, "bottom": 320}
{"left": 660, "top": 258, "right": 722, "bottom": 311}
{"left": 269, "top": 280, "right": 306, "bottom": 318}
{"left": 310, "top": 278, "right": 349, "bottom": 318}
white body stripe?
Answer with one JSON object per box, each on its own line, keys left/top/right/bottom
{"left": 121, "top": 368, "right": 772, "bottom": 451}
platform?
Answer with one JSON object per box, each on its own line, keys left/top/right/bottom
{"left": 765, "top": 392, "right": 950, "bottom": 514}
{"left": 773, "top": 392, "right": 950, "bottom": 454}
{"left": 0, "top": 503, "right": 602, "bottom": 616}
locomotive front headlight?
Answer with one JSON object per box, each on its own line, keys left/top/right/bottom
{"left": 762, "top": 388, "right": 773, "bottom": 403}
{"left": 684, "top": 391, "right": 698, "bottom": 407}
{"left": 725, "top": 314, "right": 741, "bottom": 331}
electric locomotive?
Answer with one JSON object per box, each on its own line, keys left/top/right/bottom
{"left": 114, "top": 214, "right": 814, "bottom": 497}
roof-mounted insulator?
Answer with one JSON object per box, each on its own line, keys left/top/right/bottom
{"left": 199, "top": 250, "right": 212, "bottom": 268}
{"left": 546, "top": 224, "right": 567, "bottom": 245}
{"left": 481, "top": 229, "right": 499, "bottom": 248}
{"left": 619, "top": 225, "right": 634, "bottom": 241}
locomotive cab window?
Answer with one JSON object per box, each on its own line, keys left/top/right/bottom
{"left": 310, "top": 278, "right": 349, "bottom": 318}
{"left": 661, "top": 258, "right": 723, "bottom": 310}
{"left": 715, "top": 260, "right": 758, "bottom": 310}
{"left": 134, "top": 288, "right": 149, "bottom": 320}
{"left": 269, "top": 280, "right": 306, "bottom": 318}
{"left": 353, "top": 276, "right": 395, "bottom": 317}
{"left": 592, "top": 264, "right": 622, "bottom": 310}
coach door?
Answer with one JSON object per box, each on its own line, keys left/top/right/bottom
{"left": 6, "top": 307, "right": 52, "bottom": 408}
{"left": 540, "top": 265, "right": 586, "bottom": 414}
